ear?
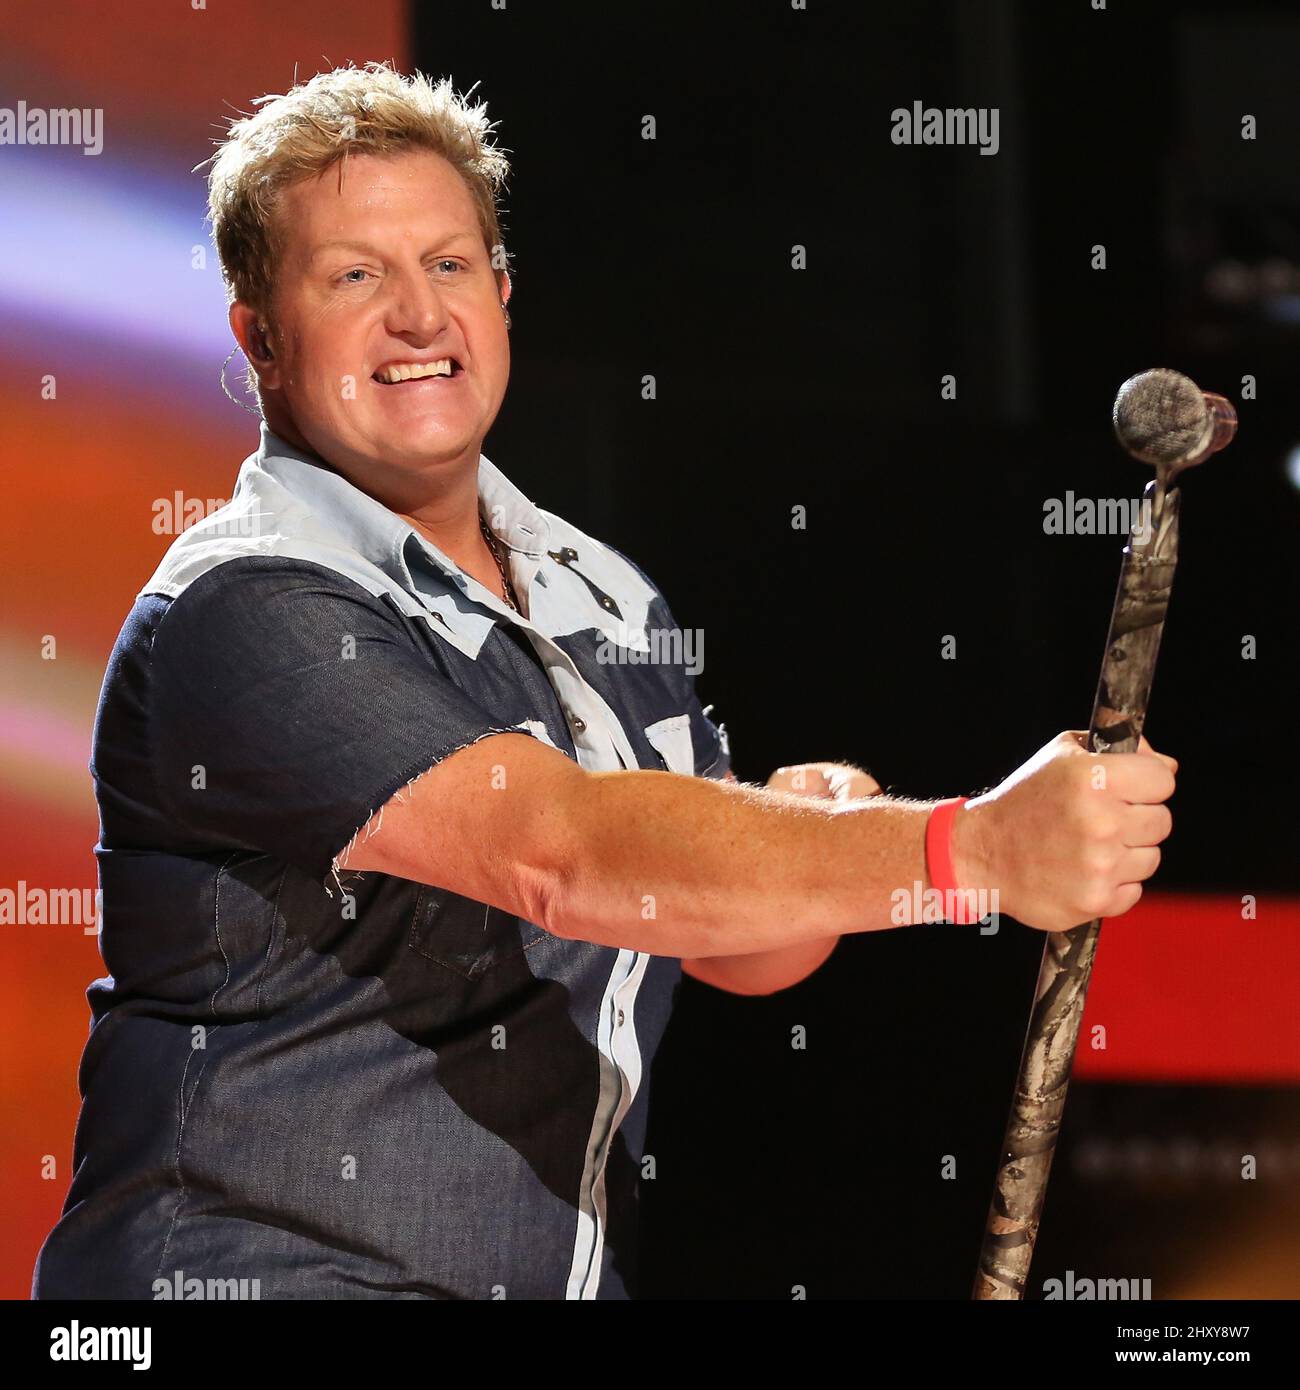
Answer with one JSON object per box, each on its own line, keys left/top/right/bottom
{"left": 229, "top": 300, "right": 281, "bottom": 389}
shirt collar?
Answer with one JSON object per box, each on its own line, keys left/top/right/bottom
{"left": 251, "top": 421, "right": 554, "bottom": 592}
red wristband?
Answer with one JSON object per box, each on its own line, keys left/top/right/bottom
{"left": 925, "top": 796, "right": 976, "bottom": 924}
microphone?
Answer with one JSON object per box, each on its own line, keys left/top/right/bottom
{"left": 1112, "top": 367, "right": 1237, "bottom": 479}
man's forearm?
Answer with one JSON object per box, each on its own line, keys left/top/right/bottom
{"left": 682, "top": 934, "right": 841, "bottom": 996}
{"left": 543, "top": 768, "right": 964, "bottom": 957}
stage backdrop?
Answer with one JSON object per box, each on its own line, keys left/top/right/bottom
{"left": 0, "top": 0, "right": 409, "bottom": 1301}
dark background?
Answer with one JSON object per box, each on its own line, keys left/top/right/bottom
{"left": 413, "top": 0, "right": 1300, "bottom": 1298}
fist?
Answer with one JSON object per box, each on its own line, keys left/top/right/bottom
{"left": 954, "top": 730, "right": 1177, "bottom": 934}
{"left": 766, "top": 761, "right": 882, "bottom": 802}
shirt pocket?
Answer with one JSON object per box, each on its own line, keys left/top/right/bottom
{"left": 643, "top": 712, "right": 695, "bottom": 776}
{"left": 409, "top": 885, "right": 554, "bottom": 981}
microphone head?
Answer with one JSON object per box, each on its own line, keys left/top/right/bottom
{"left": 1112, "top": 368, "right": 1213, "bottom": 466}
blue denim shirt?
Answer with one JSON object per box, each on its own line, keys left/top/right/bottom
{"left": 32, "top": 423, "right": 730, "bottom": 1301}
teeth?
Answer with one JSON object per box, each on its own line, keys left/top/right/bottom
{"left": 375, "top": 359, "right": 454, "bottom": 383}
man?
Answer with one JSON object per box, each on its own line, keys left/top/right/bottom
{"left": 32, "top": 62, "right": 1175, "bottom": 1301}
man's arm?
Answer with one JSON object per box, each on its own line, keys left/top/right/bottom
{"left": 680, "top": 934, "right": 842, "bottom": 996}
{"left": 339, "top": 734, "right": 941, "bottom": 955}
{"left": 680, "top": 763, "right": 875, "bottom": 995}
{"left": 336, "top": 727, "right": 1177, "bottom": 950}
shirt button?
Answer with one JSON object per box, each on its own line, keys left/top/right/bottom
{"left": 617, "top": 1008, "right": 625, "bottom": 1026}
{"left": 569, "top": 712, "right": 586, "bottom": 733}
{"left": 563, "top": 547, "right": 578, "bottom": 561}
{"left": 599, "top": 595, "right": 615, "bottom": 610}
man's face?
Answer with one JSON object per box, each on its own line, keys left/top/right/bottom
{"left": 240, "top": 148, "right": 511, "bottom": 487}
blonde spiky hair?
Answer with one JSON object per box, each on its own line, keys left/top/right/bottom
{"left": 202, "top": 60, "right": 512, "bottom": 386}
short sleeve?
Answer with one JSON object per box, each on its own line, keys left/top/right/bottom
{"left": 147, "top": 557, "right": 534, "bottom": 886}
